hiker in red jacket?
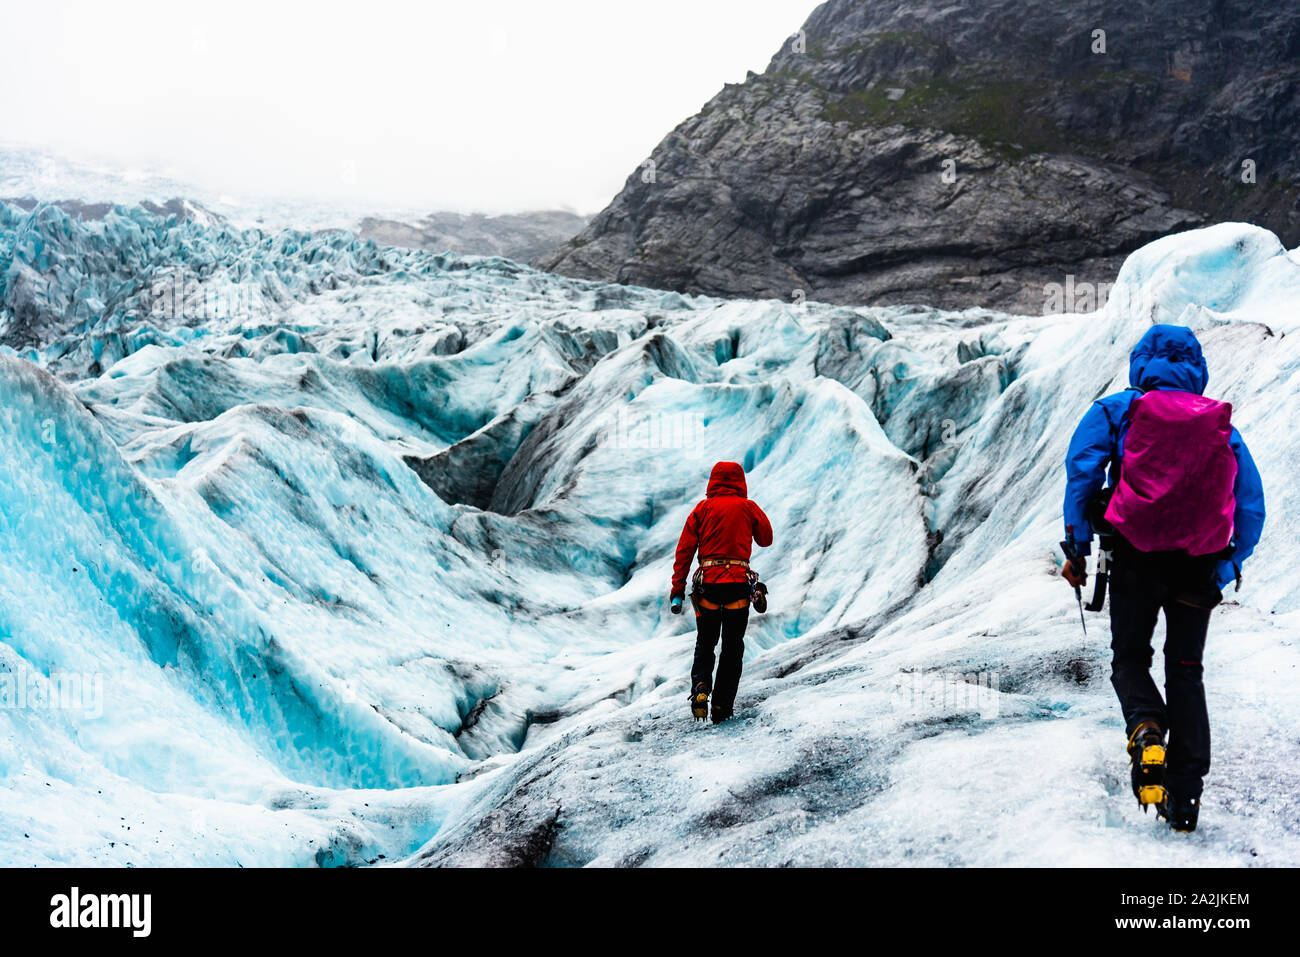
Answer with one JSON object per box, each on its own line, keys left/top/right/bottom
{"left": 670, "top": 461, "right": 772, "bottom": 724}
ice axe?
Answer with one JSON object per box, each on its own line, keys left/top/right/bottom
{"left": 1060, "top": 527, "right": 1087, "bottom": 636}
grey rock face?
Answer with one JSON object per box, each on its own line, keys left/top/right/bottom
{"left": 538, "top": 0, "right": 1300, "bottom": 313}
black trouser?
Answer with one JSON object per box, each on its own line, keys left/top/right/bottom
{"left": 1108, "top": 535, "right": 1221, "bottom": 799}
{"left": 690, "top": 582, "right": 751, "bottom": 714}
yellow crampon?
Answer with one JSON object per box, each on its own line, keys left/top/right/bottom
{"left": 1128, "top": 722, "right": 1167, "bottom": 810}
{"left": 1135, "top": 743, "right": 1167, "bottom": 806}
{"left": 691, "top": 691, "right": 709, "bottom": 721}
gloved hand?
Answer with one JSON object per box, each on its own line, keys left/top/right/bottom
{"left": 670, "top": 594, "right": 684, "bottom": 615}
{"left": 1062, "top": 557, "right": 1087, "bottom": 589}
{"left": 1215, "top": 558, "right": 1241, "bottom": 592}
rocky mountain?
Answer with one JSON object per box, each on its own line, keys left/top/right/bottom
{"left": 537, "top": 0, "right": 1300, "bottom": 313}
{"left": 357, "top": 210, "right": 588, "bottom": 263}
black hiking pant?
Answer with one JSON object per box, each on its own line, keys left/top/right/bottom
{"left": 690, "top": 582, "right": 751, "bottom": 715}
{"left": 1108, "top": 534, "right": 1222, "bottom": 800}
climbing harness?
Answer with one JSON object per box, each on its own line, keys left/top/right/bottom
{"left": 689, "top": 559, "right": 768, "bottom": 614}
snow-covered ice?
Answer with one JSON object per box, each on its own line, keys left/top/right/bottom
{"left": 0, "top": 201, "right": 1296, "bottom": 866}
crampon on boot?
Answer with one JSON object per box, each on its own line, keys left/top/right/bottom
{"left": 1127, "top": 720, "right": 1167, "bottom": 811}
{"left": 690, "top": 683, "right": 709, "bottom": 721}
{"left": 1159, "top": 793, "right": 1200, "bottom": 833}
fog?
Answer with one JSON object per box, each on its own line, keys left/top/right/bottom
{"left": 0, "top": 0, "right": 820, "bottom": 214}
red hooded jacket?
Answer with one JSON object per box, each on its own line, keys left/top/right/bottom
{"left": 671, "top": 461, "right": 773, "bottom": 596}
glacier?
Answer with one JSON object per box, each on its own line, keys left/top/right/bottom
{"left": 0, "top": 202, "right": 1297, "bottom": 866}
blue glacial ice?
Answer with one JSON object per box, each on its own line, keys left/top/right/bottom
{"left": 1, "top": 201, "right": 1298, "bottom": 866}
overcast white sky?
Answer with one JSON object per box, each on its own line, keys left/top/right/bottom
{"left": 0, "top": 0, "right": 820, "bottom": 214}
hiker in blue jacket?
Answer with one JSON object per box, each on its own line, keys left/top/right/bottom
{"left": 1061, "top": 324, "right": 1265, "bottom": 832}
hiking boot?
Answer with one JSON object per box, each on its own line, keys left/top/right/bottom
{"left": 1127, "top": 721, "right": 1166, "bottom": 811}
{"left": 710, "top": 704, "right": 732, "bottom": 725}
{"left": 689, "top": 683, "right": 709, "bottom": 721}
{"left": 1161, "top": 792, "right": 1200, "bottom": 833}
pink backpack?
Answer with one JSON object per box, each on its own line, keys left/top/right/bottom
{"left": 1104, "top": 389, "right": 1237, "bottom": 555}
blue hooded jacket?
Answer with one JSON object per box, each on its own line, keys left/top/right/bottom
{"left": 1063, "top": 324, "right": 1265, "bottom": 589}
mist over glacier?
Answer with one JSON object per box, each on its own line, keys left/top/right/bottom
{"left": 1, "top": 201, "right": 1297, "bottom": 866}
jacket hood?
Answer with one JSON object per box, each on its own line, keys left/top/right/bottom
{"left": 706, "top": 461, "right": 747, "bottom": 498}
{"left": 1128, "top": 324, "right": 1209, "bottom": 394}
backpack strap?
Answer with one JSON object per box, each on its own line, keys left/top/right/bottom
{"left": 1111, "top": 387, "right": 1143, "bottom": 454}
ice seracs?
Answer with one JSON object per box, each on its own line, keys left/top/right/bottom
{"left": 0, "top": 203, "right": 1296, "bottom": 866}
